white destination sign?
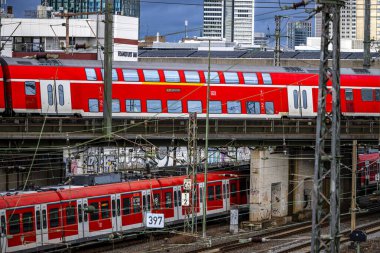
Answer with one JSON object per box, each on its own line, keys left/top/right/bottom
{"left": 146, "top": 213, "right": 165, "bottom": 228}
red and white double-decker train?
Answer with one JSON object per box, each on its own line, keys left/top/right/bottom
{"left": 0, "top": 58, "right": 380, "bottom": 118}
{"left": 0, "top": 172, "right": 248, "bottom": 252}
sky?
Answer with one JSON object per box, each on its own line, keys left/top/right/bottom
{"left": 5, "top": 0, "right": 312, "bottom": 43}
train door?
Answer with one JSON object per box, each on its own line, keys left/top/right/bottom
{"left": 223, "top": 180, "right": 230, "bottom": 211}
{"left": 142, "top": 190, "right": 151, "bottom": 226}
{"left": 287, "top": 86, "right": 314, "bottom": 117}
{"left": 0, "top": 209, "right": 6, "bottom": 253}
{"left": 173, "top": 186, "right": 182, "bottom": 220}
{"left": 82, "top": 199, "right": 90, "bottom": 238}
{"left": 40, "top": 80, "right": 72, "bottom": 114}
{"left": 111, "top": 194, "right": 122, "bottom": 232}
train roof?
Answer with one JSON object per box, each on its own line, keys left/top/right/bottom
{"left": 3, "top": 57, "right": 380, "bottom": 76}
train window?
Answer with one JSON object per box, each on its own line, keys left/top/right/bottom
{"left": 223, "top": 184, "right": 226, "bottom": 199}
{"left": 184, "top": 71, "right": 200, "bottom": 83}
{"left": 164, "top": 70, "right": 180, "bottom": 82}
{"left": 247, "top": 101, "right": 260, "bottom": 114}
{"left": 122, "top": 69, "right": 139, "bottom": 82}
{"left": 117, "top": 199, "right": 121, "bottom": 216}
{"left": 49, "top": 208, "right": 60, "bottom": 228}
{"left": 143, "top": 195, "right": 146, "bottom": 211}
{"left": 143, "top": 70, "right": 160, "bottom": 82}
{"left": 112, "top": 200, "right": 116, "bottom": 217}
{"left": 165, "top": 192, "right": 172, "bottom": 208}
{"left": 9, "top": 213, "right": 20, "bottom": 234}
{"left": 58, "top": 85, "right": 64, "bottom": 106}
{"left": 78, "top": 204, "right": 83, "bottom": 223}
{"left": 242, "top": 73, "right": 258, "bottom": 84}
{"left": 208, "top": 186, "right": 214, "bottom": 201}
{"left": 66, "top": 206, "right": 76, "bottom": 225}
{"left": 25, "top": 81, "right": 36, "bottom": 95}
{"left": 126, "top": 99, "right": 141, "bottom": 112}
{"left": 89, "top": 99, "right": 99, "bottom": 112}
{"left": 375, "top": 90, "right": 380, "bottom": 101}
{"left": 231, "top": 183, "right": 237, "bottom": 197}
{"left": 302, "top": 90, "right": 308, "bottom": 109}
{"left": 345, "top": 88, "right": 353, "bottom": 101}
{"left": 36, "top": 210, "right": 41, "bottom": 230}
{"left": 215, "top": 185, "right": 222, "bottom": 200}
{"left": 200, "top": 188, "right": 203, "bottom": 203}
{"left": 1, "top": 215, "right": 5, "bottom": 234}
{"left": 23, "top": 212, "right": 33, "bottom": 232}
{"left": 265, "top": 102, "right": 274, "bottom": 114}
{"left": 209, "top": 101, "right": 222, "bottom": 114}
{"left": 224, "top": 72, "right": 239, "bottom": 84}
{"left": 227, "top": 101, "right": 241, "bottom": 114}
{"left": 177, "top": 190, "right": 181, "bottom": 206}
{"left": 205, "top": 71, "right": 220, "bottom": 84}
{"left": 133, "top": 197, "right": 141, "bottom": 213}
{"left": 112, "top": 99, "right": 120, "bottom": 112}
{"left": 362, "top": 89, "right": 373, "bottom": 101}
{"left": 89, "top": 203, "right": 99, "bottom": 220}
{"left": 188, "top": 101, "right": 202, "bottom": 113}
{"left": 47, "top": 85, "right": 53, "bottom": 105}
{"left": 85, "top": 68, "right": 97, "bottom": 81}
{"left": 101, "top": 69, "right": 118, "bottom": 81}
{"left": 42, "top": 210, "right": 47, "bottom": 229}
{"left": 262, "top": 73, "right": 272, "bottom": 84}
{"left": 174, "top": 191, "right": 177, "bottom": 207}
{"left": 147, "top": 195, "right": 151, "bottom": 211}
{"left": 83, "top": 204, "right": 88, "bottom": 222}
{"left": 153, "top": 194, "right": 160, "bottom": 209}
{"left": 101, "top": 201, "right": 110, "bottom": 219}
{"left": 147, "top": 100, "right": 162, "bottom": 113}
{"left": 167, "top": 100, "right": 182, "bottom": 113}
{"left": 293, "top": 90, "right": 299, "bottom": 109}
{"left": 122, "top": 198, "right": 131, "bottom": 215}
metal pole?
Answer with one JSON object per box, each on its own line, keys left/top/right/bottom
{"left": 351, "top": 140, "right": 357, "bottom": 232}
{"left": 65, "top": 16, "right": 70, "bottom": 53}
{"left": 103, "top": 0, "right": 113, "bottom": 136}
{"left": 274, "top": 15, "right": 281, "bottom": 67}
{"left": 363, "top": 0, "right": 371, "bottom": 68}
{"left": 202, "top": 39, "right": 211, "bottom": 239}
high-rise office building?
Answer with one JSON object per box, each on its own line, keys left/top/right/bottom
{"left": 203, "top": 0, "right": 254, "bottom": 47}
{"left": 287, "top": 21, "right": 312, "bottom": 50}
{"left": 43, "top": 0, "right": 140, "bottom": 17}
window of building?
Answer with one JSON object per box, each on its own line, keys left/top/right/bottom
{"left": 49, "top": 208, "right": 60, "bottom": 228}
{"left": 122, "top": 197, "right": 131, "bottom": 215}
{"left": 362, "top": 89, "right": 373, "bottom": 101}
{"left": 133, "top": 197, "right": 141, "bottom": 213}
{"left": 265, "top": 102, "right": 274, "bottom": 114}
{"left": 227, "top": 101, "right": 241, "bottom": 114}
{"left": 89, "top": 203, "right": 99, "bottom": 220}
{"left": 89, "top": 99, "right": 99, "bottom": 112}
{"left": 224, "top": 72, "right": 239, "bottom": 84}
{"left": 209, "top": 101, "right": 222, "bottom": 113}
{"left": 262, "top": 73, "right": 272, "bottom": 84}
{"left": 126, "top": 99, "right": 141, "bottom": 112}
{"left": 147, "top": 100, "right": 162, "bottom": 113}
{"left": 101, "top": 201, "right": 110, "bottom": 219}
{"left": 205, "top": 71, "right": 220, "bottom": 83}
{"left": 165, "top": 192, "right": 172, "bottom": 208}
{"left": 25, "top": 81, "right": 36, "bottom": 95}
{"left": 85, "top": 68, "right": 97, "bottom": 80}
{"left": 345, "top": 88, "right": 353, "bottom": 101}
{"left": 246, "top": 101, "right": 260, "bottom": 114}
{"left": 167, "top": 100, "right": 182, "bottom": 113}
{"left": 66, "top": 206, "right": 76, "bottom": 225}
{"left": 101, "top": 69, "right": 118, "bottom": 81}
{"left": 143, "top": 70, "right": 160, "bottom": 82}
{"left": 208, "top": 186, "right": 214, "bottom": 201}
{"left": 187, "top": 100, "right": 202, "bottom": 113}
{"left": 164, "top": 70, "right": 180, "bottom": 82}
{"left": 242, "top": 73, "right": 258, "bottom": 84}
{"left": 122, "top": 69, "right": 139, "bottom": 82}
{"left": 184, "top": 71, "right": 200, "bottom": 83}
{"left": 23, "top": 212, "right": 33, "bottom": 232}
{"left": 112, "top": 99, "right": 120, "bottom": 112}
{"left": 9, "top": 213, "right": 20, "bottom": 235}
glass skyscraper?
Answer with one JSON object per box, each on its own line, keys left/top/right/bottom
{"left": 43, "top": 0, "right": 140, "bottom": 17}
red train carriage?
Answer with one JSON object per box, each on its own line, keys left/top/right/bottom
{"left": 0, "top": 172, "right": 247, "bottom": 253}
{"left": 1, "top": 58, "right": 380, "bottom": 119}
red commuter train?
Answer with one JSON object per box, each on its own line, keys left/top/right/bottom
{"left": 0, "top": 58, "right": 380, "bottom": 118}
{"left": 0, "top": 172, "right": 248, "bottom": 252}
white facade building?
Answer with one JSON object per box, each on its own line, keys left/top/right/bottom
{"left": 0, "top": 14, "right": 138, "bottom": 62}
{"left": 203, "top": 0, "right": 254, "bottom": 47}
